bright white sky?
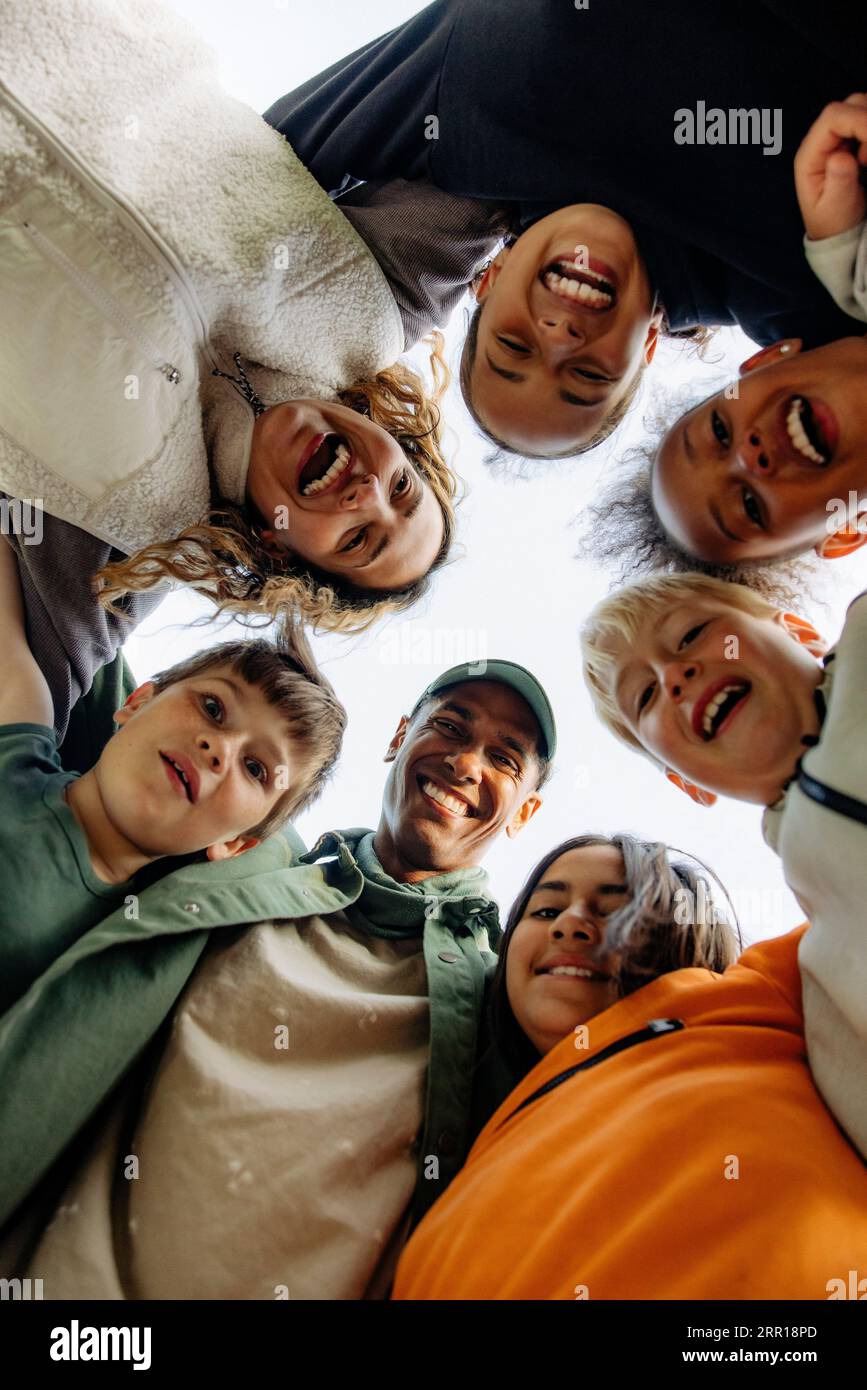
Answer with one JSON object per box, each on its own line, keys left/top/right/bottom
{"left": 125, "top": 0, "right": 867, "bottom": 943}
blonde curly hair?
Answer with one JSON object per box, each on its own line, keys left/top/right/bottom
{"left": 96, "top": 336, "right": 458, "bottom": 635}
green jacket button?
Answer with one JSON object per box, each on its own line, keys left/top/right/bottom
{"left": 438, "top": 950, "right": 460, "bottom": 964}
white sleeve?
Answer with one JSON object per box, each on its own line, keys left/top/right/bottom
{"left": 775, "top": 593, "right": 867, "bottom": 1158}
{"left": 803, "top": 224, "right": 867, "bottom": 324}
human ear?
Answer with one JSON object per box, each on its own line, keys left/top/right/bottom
{"left": 206, "top": 835, "right": 260, "bottom": 862}
{"left": 113, "top": 681, "right": 157, "bottom": 726}
{"left": 505, "top": 792, "right": 542, "bottom": 839}
{"left": 775, "top": 610, "right": 829, "bottom": 657}
{"left": 472, "top": 247, "right": 511, "bottom": 304}
{"left": 643, "top": 306, "right": 665, "bottom": 365}
{"left": 383, "top": 715, "right": 410, "bottom": 763}
{"left": 739, "top": 339, "right": 802, "bottom": 375}
{"left": 815, "top": 522, "right": 867, "bottom": 560}
{"left": 257, "top": 528, "right": 292, "bottom": 567}
{"left": 665, "top": 769, "right": 717, "bottom": 807}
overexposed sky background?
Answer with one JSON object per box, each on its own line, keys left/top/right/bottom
{"left": 125, "top": 0, "right": 867, "bottom": 942}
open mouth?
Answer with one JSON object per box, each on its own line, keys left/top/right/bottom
{"left": 781, "top": 396, "right": 833, "bottom": 467}
{"left": 539, "top": 258, "right": 617, "bottom": 311}
{"left": 161, "top": 752, "right": 194, "bottom": 802}
{"left": 536, "top": 963, "right": 610, "bottom": 981}
{"left": 418, "top": 776, "right": 476, "bottom": 819}
{"left": 694, "top": 680, "right": 751, "bottom": 742}
{"left": 297, "top": 433, "right": 354, "bottom": 497}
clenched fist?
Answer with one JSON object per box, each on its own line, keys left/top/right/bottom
{"left": 795, "top": 94, "right": 867, "bottom": 242}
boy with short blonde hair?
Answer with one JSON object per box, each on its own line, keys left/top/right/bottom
{"left": 581, "top": 569, "right": 867, "bottom": 1161}
{"left": 581, "top": 572, "right": 783, "bottom": 766}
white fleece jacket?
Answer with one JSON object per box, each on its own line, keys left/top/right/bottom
{"left": 0, "top": 0, "right": 403, "bottom": 554}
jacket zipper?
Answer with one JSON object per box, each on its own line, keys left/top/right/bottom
{"left": 499, "top": 1018, "right": 685, "bottom": 1127}
{"left": 22, "top": 219, "right": 181, "bottom": 385}
{"left": 0, "top": 76, "right": 218, "bottom": 374}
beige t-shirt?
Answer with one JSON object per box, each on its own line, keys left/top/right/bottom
{"left": 25, "top": 913, "right": 430, "bottom": 1300}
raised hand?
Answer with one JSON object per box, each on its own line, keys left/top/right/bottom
{"left": 795, "top": 94, "right": 867, "bottom": 242}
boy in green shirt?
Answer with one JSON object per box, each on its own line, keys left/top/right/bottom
{"left": 0, "top": 535, "right": 345, "bottom": 1013}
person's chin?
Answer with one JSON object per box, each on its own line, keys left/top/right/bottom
{"left": 397, "top": 816, "right": 463, "bottom": 866}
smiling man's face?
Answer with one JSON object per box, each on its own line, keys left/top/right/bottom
{"left": 652, "top": 337, "right": 867, "bottom": 563}
{"left": 374, "top": 680, "right": 544, "bottom": 881}
{"left": 607, "top": 597, "right": 824, "bottom": 805}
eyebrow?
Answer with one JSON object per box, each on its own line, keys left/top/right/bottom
{"left": 709, "top": 502, "right": 743, "bottom": 543}
{"left": 438, "top": 700, "right": 531, "bottom": 762}
{"left": 485, "top": 351, "right": 525, "bottom": 383}
{"left": 613, "top": 605, "right": 673, "bottom": 713}
{"left": 614, "top": 662, "right": 638, "bottom": 716}
{"left": 354, "top": 534, "right": 389, "bottom": 570}
{"left": 352, "top": 484, "right": 424, "bottom": 571}
{"left": 484, "top": 353, "right": 596, "bottom": 408}
{"left": 206, "top": 676, "right": 287, "bottom": 774}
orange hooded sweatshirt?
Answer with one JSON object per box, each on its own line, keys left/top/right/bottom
{"left": 393, "top": 926, "right": 867, "bottom": 1300}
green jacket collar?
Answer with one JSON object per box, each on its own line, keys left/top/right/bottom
{"left": 302, "top": 829, "right": 499, "bottom": 944}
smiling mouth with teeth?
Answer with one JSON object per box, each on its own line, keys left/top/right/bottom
{"left": 536, "top": 964, "right": 610, "bottom": 981}
{"left": 698, "top": 682, "right": 751, "bottom": 742}
{"left": 540, "top": 260, "right": 616, "bottom": 310}
{"left": 161, "top": 753, "right": 193, "bottom": 801}
{"left": 784, "top": 397, "right": 831, "bottom": 466}
{"left": 298, "top": 434, "right": 354, "bottom": 496}
{"left": 419, "top": 777, "right": 474, "bottom": 818}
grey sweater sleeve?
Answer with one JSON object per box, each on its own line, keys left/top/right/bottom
{"left": 3, "top": 499, "right": 165, "bottom": 742}
{"left": 336, "top": 178, "right": 508, "bottom": 349}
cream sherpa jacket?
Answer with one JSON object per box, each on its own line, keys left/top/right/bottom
{"left": 0, "top": 0, "right": 403, "bottom": 554}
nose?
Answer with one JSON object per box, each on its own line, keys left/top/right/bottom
{"left": 662, "top": 659, "right": 700, "bottom": 702}
{"left": 340, "top": 471, "right": 387, "bottom": 516}
{"left": 196, "top": 730, "right": 228, "bottom": 771}
{"left": 737, "top": 428, "right": 775, "bottom": 477}
{"left": 443, "top": 749, "right": 483, "bottom": 785}
{"left": 549, "top": 906, "right": 599, "bottom": 945}
{"left": 536, "top": 315, "right": 586, "bottom": 355}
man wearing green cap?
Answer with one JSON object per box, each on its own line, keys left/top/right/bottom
{"left": 0, "top": 660, "right": 555, "bottom": 1300}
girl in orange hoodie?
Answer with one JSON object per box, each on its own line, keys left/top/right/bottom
{"left": 393, "top": 834, "right": 867, "bottom": 1300}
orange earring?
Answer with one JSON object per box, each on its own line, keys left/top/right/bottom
{"left": 817, "top": 526, "right": 867, "bottom": 561}
{"left": 781, "top": 613, "right": 827, "bottom": 658}
{"left": 665, "top": 771, "right": 717, "bottom": 807}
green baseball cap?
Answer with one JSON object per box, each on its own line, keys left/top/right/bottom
{"left": 411, "top": 660, "right": 557, "bottom": 760}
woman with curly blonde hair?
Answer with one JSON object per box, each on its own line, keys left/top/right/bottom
{"left": 0, "top": 0, "right": 460, "bottom": 664}
{"left": 97, "top": 339, "right": 458, "bottom": 636}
